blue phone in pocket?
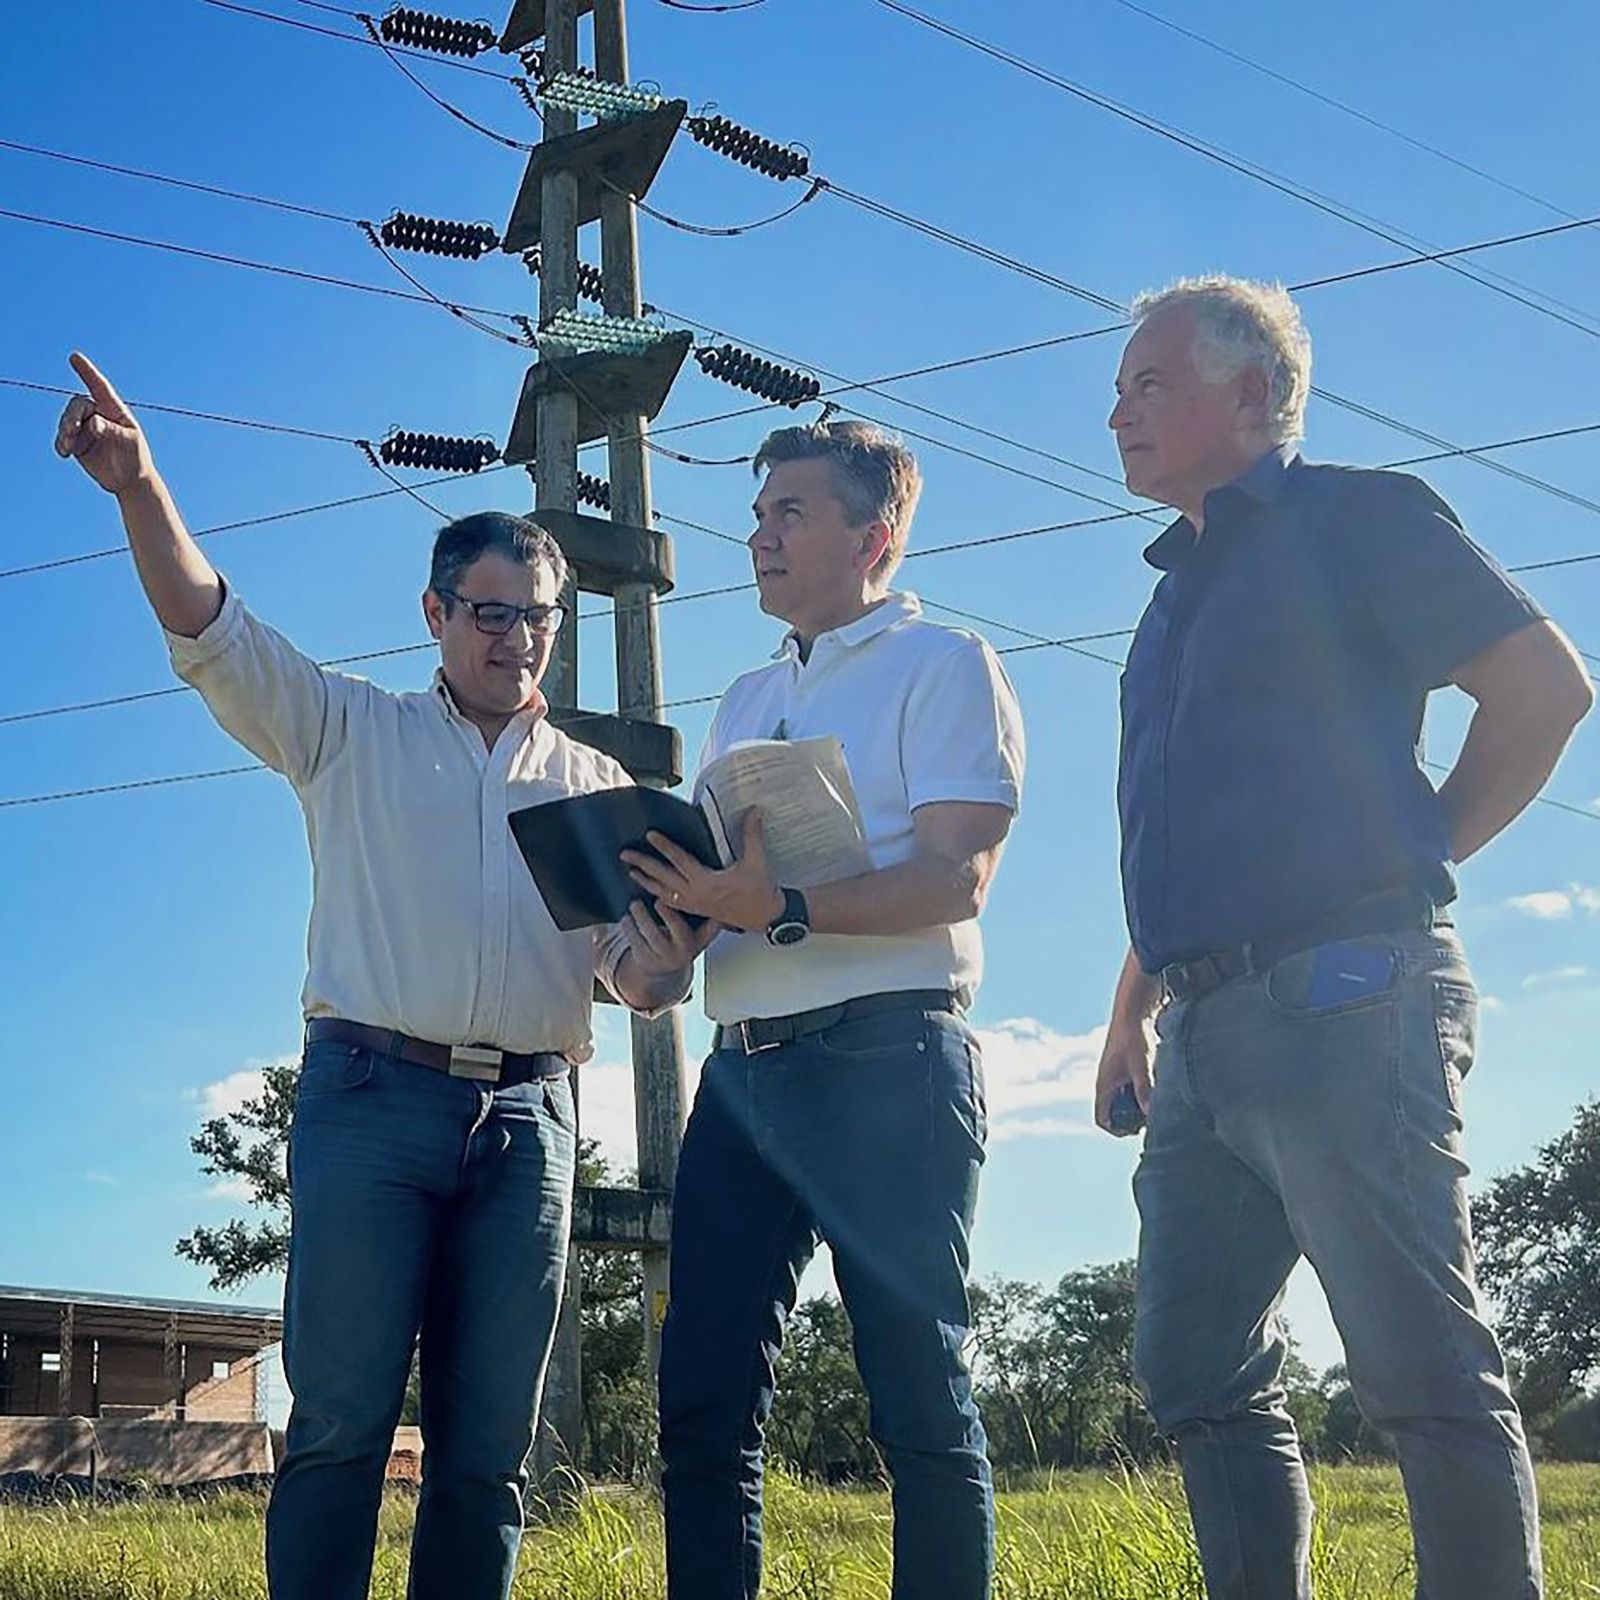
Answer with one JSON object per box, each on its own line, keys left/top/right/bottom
{"left": 1303, "top": 939, "right": 1398, "bottom": 1010}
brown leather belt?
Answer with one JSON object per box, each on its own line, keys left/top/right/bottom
{"left": 712, "top": 989, "right": 959, "bottom": 1056}
{"left": 1160, "top": 888, "right": 1449, "bottom": 1005}
{"left": 305, "top": 1018, "right": 568, "bottom": 1086}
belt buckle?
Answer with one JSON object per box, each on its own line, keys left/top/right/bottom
{"left": 449, "top": 1044, "right": 504, "bottom": 1083}
{"left": 736, "top": 1021, "right": 783, "bottom": 1055}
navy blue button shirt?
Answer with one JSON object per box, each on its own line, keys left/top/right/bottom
{"left": 1118, "top": 447, "right": 1542, "bottom": 973}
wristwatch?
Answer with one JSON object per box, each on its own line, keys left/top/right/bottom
{"left": 765, "top": 887, "right": 811, "bottom": 948}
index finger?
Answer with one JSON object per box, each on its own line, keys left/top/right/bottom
{"left": 644, "top": 830, "right": 705, "bottom": 875}
{"left": 69, "top": 352, "right": 135, "bottom": 425}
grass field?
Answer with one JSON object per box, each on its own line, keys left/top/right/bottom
{"left": 0, "top": 1464, "right": 1595, "bottom": 1598}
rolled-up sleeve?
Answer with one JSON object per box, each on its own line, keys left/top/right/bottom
{"left": 899, "top": 634, "right": 1026, "bottom": 813}
{"left": 1351, "top": 475, "right": 1544, "bottom": 689}
{"left": 592, "top": 919, "right": 693, "bottom": 1017}
{"left": 166, "top": 584, "right": 350, "bottom": 788}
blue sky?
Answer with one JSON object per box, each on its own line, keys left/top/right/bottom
{"left": 2, "top": 0, "right": 1596, "bottom": 1383}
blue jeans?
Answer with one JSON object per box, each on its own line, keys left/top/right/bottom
{"left": 266, "top": 1039, "right": 576, "bottom": 1600}
{"left": 659, "top": 1006, "right": 994, "bottom": 1600}
{"left": 1132, "top": 927, "right": 1541, "bottom": 1599}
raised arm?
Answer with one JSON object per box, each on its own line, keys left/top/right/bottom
{"left": 54, "top": 353, "right": 222, "bottom": 638}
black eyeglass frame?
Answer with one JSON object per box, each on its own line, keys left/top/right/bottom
{"left": 435, "top": 588, "right": 567, "bottom": 637}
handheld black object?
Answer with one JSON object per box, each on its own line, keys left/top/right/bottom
{"left": 1107, "top": 1081, "right": 1147, "bottom": 1136}
{"left": 509, "top": 788, "right": 721, "bottom": 931}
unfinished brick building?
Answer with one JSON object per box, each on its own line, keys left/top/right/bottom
{"left": 0, "top": 1284, "right": 281, "bottom": 1423}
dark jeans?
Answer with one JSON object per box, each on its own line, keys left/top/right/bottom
{"left": 266, "top": 1039, "right": 576, "bottom": 1600}
{"left": 1132, "top": 927, "right": 1541, "bottom": 1599}
{"left": 659, "top": 1005, "right": 994, "bottom": 1600}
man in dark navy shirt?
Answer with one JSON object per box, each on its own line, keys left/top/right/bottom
{"left": 1094, "top": 276, "right": 1591, "bottom": 1600}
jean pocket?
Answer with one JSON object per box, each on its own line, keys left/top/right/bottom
{"left": 813, "top": 1009, "right": 929, "bottom": 1063}
{"left": 1433, "top": 980, "right": 1477, "bottom": 1110}
{"left": 962, "top": 1041, "right": 988, "bottom": 1148}
{"left": 541, "top": 1076, "right": 577, "bottom": 1137}
{"left": 295, "top": 1042, "right": 377, "bottom": 1100}
{"left": 1264, "top": 936, "right": 1403, "bottom": 1020}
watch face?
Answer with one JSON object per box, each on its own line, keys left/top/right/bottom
{"left": 770, "top": 921, "right": 808, "bottom": 947}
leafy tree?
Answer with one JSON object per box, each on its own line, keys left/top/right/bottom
{"left": 176, "top": 1070, "right": 658, "bottom": 1472}
{"left": 177, "top": 1057, "right": 296, "bottom": 1289}
{"left": 768, "top": 1296, "right": 877, "bottom": 1480}
{"left": 1472, "top": 1099, "right": 1600, "bottom": 1411}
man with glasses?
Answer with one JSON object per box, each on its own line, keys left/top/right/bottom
{"left": 54, "top": 353, "right": 708, "bottom": 1600}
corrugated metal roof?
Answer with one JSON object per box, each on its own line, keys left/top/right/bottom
{"left": 0, "top": 1285, "right": 281, "bottom": 1348}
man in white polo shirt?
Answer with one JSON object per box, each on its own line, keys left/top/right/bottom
{"left": 53, "top": 353, "right": 704, "bottom": 1600}
{"left": 624, "top": 421, "right": 1025, "bottom": 1599}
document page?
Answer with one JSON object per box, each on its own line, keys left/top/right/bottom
{"left": 694, "top": 736, "right": 872, "bottom": 889}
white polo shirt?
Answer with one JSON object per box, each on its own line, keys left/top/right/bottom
{"left": 699, "top": 592, "right": 1025, "bottom": 1023}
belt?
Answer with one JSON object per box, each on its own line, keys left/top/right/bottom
{"left": 713, "top": 989, "right": 959, "bottom": 1055}
{"left": 305, "top": 1018, "right": 568, "bottom": 1086}
{"left": 1160, "top": 889, "right": 1448, "bottom": 1005}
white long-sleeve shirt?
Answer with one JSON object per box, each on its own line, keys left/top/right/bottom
{"left": 168, "top": 586, "right": 634, "bottom": 1061}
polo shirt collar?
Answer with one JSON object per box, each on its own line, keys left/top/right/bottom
{"left": 773, "top": 591, "right": 921, "bottom": 661}
{"left": 1142, "top": 446, "right": 1299, "bottom": 570}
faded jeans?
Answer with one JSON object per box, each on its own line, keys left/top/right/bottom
{"left": 1131, "top": 926, "right": 1541, "bottom": 1599}
{"left": 659, "top": 1005, "right": 994, "bottom": 1600}
{"left": 266, "top": 1038, "right": 576, "bottom": 1600}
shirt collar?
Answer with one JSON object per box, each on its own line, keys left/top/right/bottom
{"left": 1142, "top": 446, "right": 1299, "bottom": 571}
{"left": 773, "top": 591, "right": 922, "bottom": 661}
{"left": 432, "top": 668, "right": 549, "bottom": 730}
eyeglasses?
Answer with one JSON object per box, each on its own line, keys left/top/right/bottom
{"left": 437, "top": 589, "right": 567, "bottom": 637}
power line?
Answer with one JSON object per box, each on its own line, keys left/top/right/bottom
{"left": 7, "top": 625, "right": 1593, "bottom": 819}
{"left": 5, "top": 479, "right": 1594, "bottom": 728}
{"left": 10, "top": 364, "right": 1599, "bottom": 583}
{"left": 0, "top": 207, "right": 529, "bottom": 323}
{"left": 1106, "top": 0, "right": 1580, "bottom": 223}
{"left": 194, "top": 0, "right": 525, "bottom": 81}
{"left": 866, "top": 0, "right": 1600, "bottom": 341}
{"left": 10, "top": 145, "right": 1600, "bottom": 524}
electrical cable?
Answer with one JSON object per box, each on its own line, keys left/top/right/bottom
{"left": 1105, "top": 0, "right": 1581, "bottom": 222}
{"left": 354, "top": 12, "right": 537, "bottom": 150}
{"left": 866, "top": 0, "right": 1600, "bottom": 339}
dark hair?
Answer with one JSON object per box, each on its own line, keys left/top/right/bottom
{"left": 753, "top": 420, "right": 923, "bottom": 580}
{"left": 428, "top": 511, "right": 568, "bottom": 602}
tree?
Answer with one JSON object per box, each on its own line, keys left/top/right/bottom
{"left": 176, "top": 1057, "right": 296, "bottom": 1289}
{"left": 1472, "top": 1099, "right": 1600, "bottom": 1411}
{"left": 176, "top": 1074, "right": 657, "bottom": 1473}
{"left": 969, "top": 1262, "right": 1157, "bottom": 1470}
{"left": 768, "top": 1297, "right": 877, "bottom": 1481}
{"left": 968, "top": 1278, "right": 1047, "bottom": 1468}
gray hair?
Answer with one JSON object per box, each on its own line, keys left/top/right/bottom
{"left": 754, "top": 419, "right": 923, "bottom": 581}
{"left": 1130, "top": 276, "right": 1311, "bottom": 445}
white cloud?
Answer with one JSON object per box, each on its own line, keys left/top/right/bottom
{"left": 1507, "top": 884, "right": 1600, "bottom": 920}
{"left": 1479, "top": 995, "right": 1505, "bottom": 1012}
{"left": 206, "top": 1177, "right": 256, "bottom": 1202}
{"left": 187, "top": 1066, "right": 274, "bottom": 1121}
{"left": 574, "top": 1056, "right": 641, "bottom": 1174}
{"left": 1521, "top": 965, "right": 1591, "bottom": 990}
{"left": 972, "top": 1016, "right": 1106, "bottom": 1142}
{"left": 83, "top": 1170, "right": 121, "bottom": 1187}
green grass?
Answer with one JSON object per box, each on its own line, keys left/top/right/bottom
{"left": 0, "top": 1464, "right": 1596, "bottom": 1598}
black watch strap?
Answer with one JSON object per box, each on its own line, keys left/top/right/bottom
{"left": 765, "top": 886, "right": 811, "bottom": 947}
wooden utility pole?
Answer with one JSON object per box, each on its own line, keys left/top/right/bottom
{"left": 528, "top": 0, "right": 586, "bottom": 1484}
{"left": 507, "top": 0, "right": 691, "bottom": 1483}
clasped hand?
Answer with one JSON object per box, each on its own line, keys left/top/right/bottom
{"left": 621, "top": 811, "right": 785, "bottom": 935}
